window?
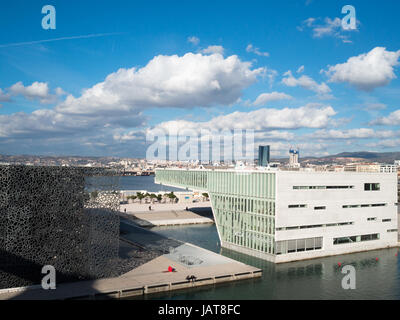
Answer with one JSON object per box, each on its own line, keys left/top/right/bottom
{"left": 364, "top": 183, "right": 380, "bottom": 191}
{"left": 333, "top": 236, "right": 357, "bottom": 245}
{"left": 305, "top": 238, "right": 314, "bottom": 251}
{"left": 338, "top": 222, "right": 353, "bottom": 226}
{"left": 382, "top": 219, "right": 391, "bottom": 222}
{"left": 314, "top": 237, "right": 322, "bottom": 249}
{"left": 361, "top": 234, "right": 379, "bottom": 241}
{"left": 288, "top": 204, "right": 307, "bottom": 208}
{"left": 314, "top": 206, "right": 326, "bottom": 210}
{"left": 343, "top": 203, "right": 386, "bottom": 209}
{"left": 300, "top": 224, "right": 322, "bottom": 229}
{"left": 275, "top": 237, "right": 323, "bottom": 255}
{"left": 387, "top": 229, "right": 398, "bottom": 233}
{"left": 326, "top": 185, "right": 354, "bottom": 189}
{"left": 297, "top": 239, "right": 306, "bottom": 252}
{"left": 333, "top": 233, "right": 379, "bottom": 245}
{"left": 276, "top": 222, "right": 353, "bottom": 231}
{"left": 367, "top": 217, "right": 377, "bottom": 221}
{"left": 287, "top": 240, "right": 296, "bottom": 253}
{"left": 293, "top": 185, "right": 354, "bottom": 190}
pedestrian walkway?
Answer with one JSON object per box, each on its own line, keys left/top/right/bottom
{"left": 0, "top": 242, "right": 261, "bottom": 300}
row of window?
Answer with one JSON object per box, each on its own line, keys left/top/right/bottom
{"left": 292, "top": 183, "right": 381, "bottom": 191}
{"left": 288, "top": 203, "right": 387, "bottom": 210}
{"left": 293, "top": 185, "right": 354, "bottom": 190}
{"left": 288, "top": 204, "right": 326, "bottom": 210}
{"left": 333, "top": 233, "right": 379, "bottom": 245}
{"left": 276, "top": 237, "right": 323, "bottom": 255}
{"left": 343, "top": 203, "right": 387, "bottom": 209}
{"left": 276, "top": 222, "right": 354, "bottom": 231}
{"left": 368, "top": 217, "right": 392, "bottom": 222}
{"left": 288, "top": 204, "right": 306, "bottom": 208}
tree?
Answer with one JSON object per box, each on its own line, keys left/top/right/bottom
{"left": 149, "top": 193, "right": 157, "bottom": 203}
{"left": 167, "top": 192, "right": 177, "bottom": 203}
{"left": 156, "top": 194, "right": 162, "bottom": 202}
{"left": 136, "top": 192, "right": 145, "bottom": 203}
{"left": 127, "top": 195, "right": 137, "bottom": 202}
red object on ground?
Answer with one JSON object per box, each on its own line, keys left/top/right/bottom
{"left": 376, "top": 258, "right": 379, "bottom": 261}
{"left": 338, "top": 262, "right": 341, "bottom": 267}
{"left": 168, "top": 266, "right": 173, "bottom": 272}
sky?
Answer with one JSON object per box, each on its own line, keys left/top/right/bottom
{"left": 0, "top": 0, "right": 400, "bottom": 159}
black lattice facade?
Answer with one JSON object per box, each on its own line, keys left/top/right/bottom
{"left": 0, "top": 165, "right": 120, "bottom": 289}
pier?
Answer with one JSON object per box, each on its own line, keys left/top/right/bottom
{"left": 0, "top": 220, "right": 261, "bottom": 300}
{"left": 120, "top": 202, "right": 214, "bottom": 227}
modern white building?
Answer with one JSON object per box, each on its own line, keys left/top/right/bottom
{"left": 155, "top": 168, "right": 398, "bottom": 263}
{"left": 344, "top": 163, "right": 398, "bottom": 173}
{"left": 379, "top": 164, "right": 398, "bottom": 173}
{"left": 274, "top": 171, "right": 398, "bottom": 262}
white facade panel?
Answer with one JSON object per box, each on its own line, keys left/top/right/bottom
{"left": 275, "top": 171, "right": 398, "bottom": 263}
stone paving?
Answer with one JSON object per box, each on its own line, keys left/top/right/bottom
{"left": 0, "top": 220, "right": 261, "bottom": 300}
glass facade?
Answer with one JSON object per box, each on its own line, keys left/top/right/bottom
{"left": 155, "top": 169, "right": 276, "bottom": 255}
{"left": 258, "top": 145, "right": 270, "bottom": 167}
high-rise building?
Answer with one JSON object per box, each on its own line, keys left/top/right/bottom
{"left": 289, "top": 148, "right": 299, "bottom": 167}
{"left": 155, "top": 168, "right": 398, "bottom": 263}
{"left": 258, "top": 145, "right": 270, "bottom": 167}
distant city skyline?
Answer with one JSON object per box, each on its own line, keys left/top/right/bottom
{"left": 0, "top": 0, "right": 400, "bottom": 158}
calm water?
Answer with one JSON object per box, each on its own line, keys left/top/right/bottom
{"left": 140, "top": 224, "right": 400, "bottom": 300}
{"left": 119, "top": 175, "right": 186, "bottom": 192}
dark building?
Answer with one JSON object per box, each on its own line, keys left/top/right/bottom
{"left": 258, "top": 145, "right": 270, "bottom": 167}
{"left": 0, "top": 165, "right": 120, "bottom": 289}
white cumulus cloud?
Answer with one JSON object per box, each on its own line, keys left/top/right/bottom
{"left": 201, "top": 45, "right": 224, "bottom": 55}
{"left": 252, "top": 92, "right": 292, "bottom": 106}
{"left": 282, "top": 70, "right": 332, "bottom": 97}
{"left": 324, "top": 47, "right": 400, "bottom": 91}
{"left": 187, "top": 36, "right": 200, "bottom": 45}
{"left": 0, "top": 89, "right": 10, "bottom": 102}
{"left": 298, "top": 17, "right": 356, "bottom": 43}
{"left": 56, "top": 52, "right": 265, "bottom": 115}
{"left": 150, "top": 104, "right": 336, "bottom": 134}
{"left": 8, "top": 81, "right": 65, "bottom": 104}
{"left": 371, "top": 109, "right": 400, "bottom": 126}
{"left": 310, "top": 128, "right": 397, "bottom": 140}
{"left": 246, "top": 44, "right": 269, "bottom": 57}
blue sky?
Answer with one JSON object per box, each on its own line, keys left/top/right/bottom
{"left": 0, "top": 0, "right": 400, "bottom": 158}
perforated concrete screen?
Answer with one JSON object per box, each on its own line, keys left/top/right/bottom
{"left": 0, "top": 165, "right": 120, "bottom": 289}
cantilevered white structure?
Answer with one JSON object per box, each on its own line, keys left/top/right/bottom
{"left": 155, "top": 168, "right": 398, "bottom": 263}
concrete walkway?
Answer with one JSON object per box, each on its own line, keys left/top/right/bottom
{"left": 121, "top": 201, "right": 211, "bottom": 213}
{"left": 120, "top": 202, "right": 213, "bottom": 227}
{"left": 0, "top": 243, "right": 261, "bottom": 300}
{"left": 123, "top": 210, "right": 214, "bottom": 227}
